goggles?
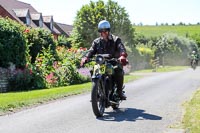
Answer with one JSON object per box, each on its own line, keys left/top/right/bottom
{"left": 98, "top": 28, "right": 109, "bottom": 33}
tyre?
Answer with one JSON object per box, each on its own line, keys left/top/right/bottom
{"left": 111, "top": 94, "right": 120, "bottom": 110}
{"left": 91, "top": 79, "right": 105, "bottom": 117}
{"left": 192, "top": 60, "right": 196, "bottom": 70}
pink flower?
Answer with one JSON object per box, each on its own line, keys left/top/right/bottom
{"left": 29, "top": 69, "right": 33, "bottom": 74}
{"left": 24, "top": 28, "right": 30, "bottom": 33}
{"left": 45, "top": 72, "right": 57, "bottom": 84}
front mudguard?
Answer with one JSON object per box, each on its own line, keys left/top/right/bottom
{"left": 91, "top": 64, "right": 103, "bottom": 79}
{"left": 91, "top": 74, "right": 101, "bottom": 79}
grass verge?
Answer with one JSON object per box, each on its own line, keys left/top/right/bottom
{"left": 182, "top": 89, "right": 200, "bottom": 133}
{"left": 0, "top": 83, "right": 91, "bottom": 115}
{"left": 0, "top": 74, "right": 141, "bottom": 115}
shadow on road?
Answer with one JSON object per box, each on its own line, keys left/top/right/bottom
{"left": 98, "top": 108, "right": 162, "bottom": 122}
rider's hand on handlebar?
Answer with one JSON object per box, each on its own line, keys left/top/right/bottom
{"left": 80, "top": 57, "right": 89, "bottom": 67}
{"left": 119, "top": 56, "right": 128, "bottom": 66}
{"left": 118, "top": 52, "right": 128, "bottom": 66}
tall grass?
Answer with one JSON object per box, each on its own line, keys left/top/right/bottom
{"left": 134, "top": 25, "right": 200, "bottom": 37}
{"left": 182, "top": 89, "right": 200, "bottom": 133}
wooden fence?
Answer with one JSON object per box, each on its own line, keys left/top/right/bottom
{"left": 152, "top": 57, "right": 160, "bottom": 72}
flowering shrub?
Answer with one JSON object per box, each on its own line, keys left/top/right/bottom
{"left": 33, "top": 45, "right": 56, "bottom": 88}
{"left": 45, "top": 72, "right": 58, "bottom": 86}
{"left": 77, "top": 67, "right": 91, "bottom": 78}
{"left": 31, "top": 46, "right": 90, "bottom": 88}
{"left": 54, "top": 46, "right": 90, "bottom": 86}
{"left": 56, "top": 46, "right": 88, "bottom": 67}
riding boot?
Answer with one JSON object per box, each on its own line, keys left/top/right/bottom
{"left": 117, "top": 87, "right": 127, "bottom": 100}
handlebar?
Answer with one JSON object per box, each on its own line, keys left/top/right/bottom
{"left": 81, "top": 54, "right": 119, "bottom": 67}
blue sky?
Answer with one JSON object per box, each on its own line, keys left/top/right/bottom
{"left": 19, "top": 0, "right": 200, "bottom": 25}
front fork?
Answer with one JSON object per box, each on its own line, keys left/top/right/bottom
{"left": 91, "top": 70, "right": 112, "bottom": 107}
{"left": 104, "top": 76, "right": 115, "bottom": 107}
{"left": 92, "top": 75, "right": 106, "bottom": 101}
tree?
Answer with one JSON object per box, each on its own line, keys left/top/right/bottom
{"left": 155, "top": 33, "right": 198, "bottom": 65}
{"left": 70, "top": 0, "right": 135, "bottom": 49}
{"left": 178, "top": 22, "right": 185, "bottom": 26}
{"left": 155, "top": 22, "right": 158, "bottom": 26}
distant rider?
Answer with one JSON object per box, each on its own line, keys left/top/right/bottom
{"left": 190, "top": 50, "right": 199, "bottom": 66}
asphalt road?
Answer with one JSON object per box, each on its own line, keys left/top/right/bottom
{"left": 0, "top": 67, "right": 200, "bottom": 133}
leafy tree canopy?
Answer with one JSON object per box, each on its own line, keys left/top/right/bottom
{"left": 70, "top": 0, "right": 135, "bottom": 49}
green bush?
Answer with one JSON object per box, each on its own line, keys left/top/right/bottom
{"left": 136, "top": 44, "right": 155, "bottom": 69}
{"left": 0, "top": 17, "right": 27, "bottom": 68}
{"left": 24, "top": 28, "right": 57, "bottom": 63}
{"left": 57, "top": 35, "right": 71, "bottom": 48}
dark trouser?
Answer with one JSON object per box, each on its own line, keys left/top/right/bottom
{"left": 113, "top": 65, "right": 124, "bottom": 92}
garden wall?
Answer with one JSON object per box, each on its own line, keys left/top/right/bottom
{"left": 0, "top": 68, "right": 9, "bottom": 92}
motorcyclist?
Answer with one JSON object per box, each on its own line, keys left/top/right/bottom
{"left": 190, "top": 50, "right": 199, "bottom": 66}
{"left": 80, "top": 20, "right": 128, "bottom": 100}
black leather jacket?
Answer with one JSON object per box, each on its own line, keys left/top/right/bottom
{"left": 85, "top": 34, "right": 127, "bottom": 58}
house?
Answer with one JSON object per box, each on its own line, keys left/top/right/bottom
{"left": 0, "top": 0, "right": 73, "bottom": 39}
{"left": 31, "top": 13, "right": 44, "bottom": 28}
{"left": 43, "top": 15, "right": 60, "bottom": 40}
{"left": 0, "top": 0, "right": 38, "bottom": 26}
{"left": 12, "top": 8, "right": 37, "bottom": 28}
{"left": 54, "top": 22, "right": 73, "bottom": 37}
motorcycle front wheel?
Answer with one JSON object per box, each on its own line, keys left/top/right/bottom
{"left": 192, "top": 60, "right": 197, "bottom": 70}
{"left": 91, "top": 79, "right": 105, "bottom": 117}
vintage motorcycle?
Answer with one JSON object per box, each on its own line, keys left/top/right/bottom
{"left": 88, "top": 54, "right": 125, "bottom": 117}
{"left": 191, "top": 59, "right": 197, "bottom": 70}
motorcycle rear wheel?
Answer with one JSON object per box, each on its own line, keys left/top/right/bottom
{"left": 192, "top": 60, "right": 197, "bottom": 70}
{"left": 111, "top": 94, "right": 120, "bottom": 110}
{"left": 112, "top": 104, "right": 119, "bottom": 110}
{"left": 91, "top": 79, "right": 105, "bottom": 117}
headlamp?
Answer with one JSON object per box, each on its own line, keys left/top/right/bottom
{"left": 95, "top": 55, "right": 105, "bottom": 64}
